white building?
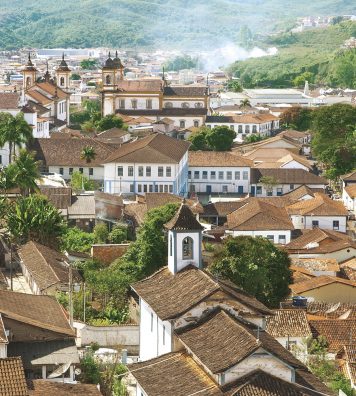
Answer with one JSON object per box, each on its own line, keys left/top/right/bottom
{"left": 188, "top": 151, "right": 251, "bottom": 195}
{"left": 102, "top": 133, "right": 190, "bottom": 196}
{"left": 342, "top": 184, "right": 356, "bottom": 214}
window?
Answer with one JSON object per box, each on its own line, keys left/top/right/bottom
{"left": 277, "top": 187, "right": 283, "bottom": 196}
{"left": 89, "top": 168, "right": 93, "bottom": 176}
{"left": 194, "top": 171, "right": 200, "bottom": 179}
{"left": 256, "top": 186, "right": 262, "bottom": 195}
{"left": 312, "top": 220, "right": 319, "bottom": 228}
{"left": 252, "top": 125, "right": 257, "bottom": 133}
{"left": 154, "top": 184, "right": 158, "bottom": 192}
{"left": 131, "top": 99, "right": 137, "bottom": 109}
{"left": 149, "top": 184, "right": 153, "bottom": 192}
{"left": 188, "top": 171, "right": 192, "bottom": 179}
{"left": 166, "top": 167, "right": 171, "bottom": 177}
{"left": 181, "top": 102, "right": 190, "bottom": 108}
{"left": 190, "top": 184, "right": 195, "bottom": 193}
{"left": 146, "top": 99, "right": 152, "bottom": 109}
{"left": 105, "top": 75, "right": 111, "bottom": 85}
{"left": 159, "top": 185, "right": 163, "bottom": 192}
{"left": 238, "top": 125, "right": 243, "bottom": 133}
{"left": 79, "top": 168, "right": 83, "bottom": 174}
{"left": 227, "top": 171, "right": 232, "bottom": 180}
{"left": 245, "top": 125, "right": 250, "bottom": 133}
{"left": 162, "top": 325, "right": 165, "bottom": 345}
{"left": 180, "top": 120, "right": 185, "bottom": 128}
{"left": 60, "top": 77, "right": 65, "bottom": 86}
{"left": 230, "top": 125, "right": 235, "bottom": 130}
{"left": 195, "top": 102, "right": 203, "bottom": 108}
{"left": 138, "top": 166, "right": 144, "bottom": 177}
{"left": 146, "top": 166, "right": 151, "bottom": 177}
{"left": 194, "top": 120, "right": 199, "bottom": 127}
{"left": 130, "top": 184, "right": 134, "bottom": 192}
{"left": 202, "top": 171, "right": 208, "bottom": 180}
{"left": 333, "top": 220, "right": 339, "bottom": 230}
{"left": 235, "top": 171, "right": 240, "bottom": 180}
{"left": 169, "top": 185, "right": 173, "bottom": 193}
{"left": 182, "top": 237, "right": 193, "bottom": 260}
{"left": 151, "top": 313, "right": 153, "bottom": 332}
{"left": 138, "top": 184, "right": 142, "bottom": 193}
{"left": 218, "top": 171, "right": 224, "bottom": 180}
{"left": 117, "top": 166, "right": 123, "bottom": 176}
{"left": 144, "top": 184, "right": 147, "bottom": 193}
{"left": 267, "top": 235, "right": 274, "bottom": 242}
{"left": 164, "top": 185, "right": 168, "bottom": 193}
{"left": 222, "top": 185, "right": 228, "bottom": 193}
{"left": 119, "top": 99, "right": 125, "bottom": 109}
{"left": 69, "top": 168, "right": 73, "bottom": 175}
{"left": 278, "top": 235, "right": 286, "bottom": 244}
{"left": 267, "top": 190, "right": 273, "bottom": 197}
{"left": 128, "top": 166, "right": 134, "bottom": 176}
{"left": 290, "top": 184, "right": 295, "bottom": 190}
{"left": 210, "top": 171, "right": 216, "bottom": 180}
{"left": 158, "top": 167, "right": 164, "bottom": 177}
{"left": 243, "top": 171, "right": 248, "bottom": 180}
{"left": 164, "top": 102, "right": 173, "bottom": 108}
{"left": 59, "top": 167, "right": 64, "bottom": 175}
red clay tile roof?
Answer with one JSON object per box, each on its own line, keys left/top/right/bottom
{"left": 251, "top": 168, "right": 327, "bottom": 185}
{"left": 0, "top": 92, "right": 20, "bottom": 109}
{"left": 0, "top": 290, "right": 74, "bottom": 337}
{"left": 164, "top": 203, "right": 204, "bottom": 231}
{"left": 132, "top": 266, "right": 272, "bottom": 320}
{"left": 203, "top": 201, "right": 247, "bottom": 217}
{"left": 164, "top": 85, "right": 208, "bottom": 96}
{"left": 290, "top": 275, "right": 356, "bottom": 295}
{"left": 226, "top": 199, "right": 294, "bottom": 231}
{"left": 286, "top": 193, "right": 348, "bottom": 216}
{"left": 189, "top": 151, "right": 252, "bottom": 167}
{"left": 266, "top": 310, "right": 312, "bottom": 338}
{"left": 28, "top": 380, "right": 102, "bottom": 395}
{"left": 0, "top": 357, "right": 28, "bottom": 396}
{"left": 345, "top": 184, "right": 356, "bottom": 199}
{"left": 291, "top": 258, "right": 340, "bottom": 273}
{"left": 145, "top": 193, "right": 203, "bottom": 214}
{"left": 115, "top": 79, "right": 163, "bottom": 92}
{"left": 309, "top": 319, "right": 356, "bottom": 353}
{"left": 341, "top": 170, "right": 356, "bottom": 182}
{"left": 104, "top": 133, "right": 190, "bottom": 164}
{"left": 38, "top": 187, "right": 72, "bottom": 209}
{"left": 128, "top": 352, "right": 222, "bottom": 396}
{"left": 283, "top": 185, "right": 319, "bottom": 200}
{"left": 306, "top": 302, "right": 356, "bottom": 320}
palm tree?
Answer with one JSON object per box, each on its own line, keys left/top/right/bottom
{"left": 81, "top": 145, "right": 97, "bottom": 164}
{"left": 0, "top": 112, "right": 33, "bottom": 164}
{"left": 10, "top": 149, "right": 40, "bottom": 196}
{"left": 239, "top": 99, "right": 251, "bottom": 108}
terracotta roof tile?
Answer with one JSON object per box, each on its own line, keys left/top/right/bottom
{"left": 250, "top": 169, "right": 327, "bottom": 185}
{"left": 283, "top": 185, "right": 319, "bottom": 201}
{"left": 189, "top": 151, "right": 252, "bottom": 167}
{"left": 286, "top": 193, "right": 348, "bottom": 216}
{"left": 163, "top": 85, "right": 208, "bottom": 96}
{"left": 28, "top": 380, "right": 102, "bottom": 395}
{"left": 291, "top": 258, "right": 340, "bottom": 273}
{"left": 290, "top": 275, "right": 356, "bottom": 295}
{"left": 164, "top": 203, "right": 203, "bottom": 231}
{"left": 0, "top": 357, "right": 28, "bottom": 396}
{"left": 203, "top": 201, "right": 246, "bottom": 217}
{"left": 115, "top": 79, "right": 163, "bottom": 92}
{"left": 0, "top": 92, "right": 20, "bottom": 109}
{"left": 145, "top": 193, "right": 203, "bottom": 214}
{"left": 266, "top": 310, "right": 312, "bottom": 338}
{"left": 306, "top": 302, "right": 356, "bottom": 320}
{"left": 345, "top": 184, "right": 356, "bottom": 198}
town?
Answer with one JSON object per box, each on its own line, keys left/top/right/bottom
{"left": 0, "top": 6, "right": 355, "bottom": 396}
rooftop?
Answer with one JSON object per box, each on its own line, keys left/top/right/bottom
{"left": 290, "top": 275, "right": 356, "bottom": 295}
{"left": 164, "top": 203, "right": 204, "bottom": 231}
{"left": 286, "top": 193, "right": 348, "bottom": 216}
{"left": 189, "top": 151, "right": 252, "bottom": 167}
{"left": 266, "top": 309, "right": 312, "bottom": 338}
{"left": 250, "top": 168, "right": 327, "bottom": 185}
{"left": 28, "top": 380, "right": 102, "bottom": 395}
{"left": 0, "top": 357, "right": 28, "bottom": 396}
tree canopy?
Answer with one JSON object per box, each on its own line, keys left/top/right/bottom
{"left": 189, "top": 126, "right": 236, "bottom": 151}
{"left": 209, "top": 236, "right": 292, "bottom": 307}
{"left": 95, "top": 114, "right": 124, "bottom": 132}
{"left": 280, "top": 107, "right": 313, "bottom": 131}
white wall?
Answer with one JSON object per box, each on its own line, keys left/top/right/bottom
{"left": 289, "top": 247, "right": 356, "bottom": 263}
{"left": 252, "top": 183, "right": 325, "bottom": 197}
{"left": 290, "top": 215, "right": 347, "bottom": 233}
{"left": 226, "top": 230, "right": 291, "bottom": 245}
{"left": 0, "top": 344, "right": 7, "bottom": 358}
{"left": 48, "top": 165, "right": 104, "bottom": 181}
{"left": 343, "top": 189, "right": 355, "bottom": 212}
{"left": 115, "top": 95, "right": 160, "bottom": 111}
{"left": 280, "top": 160, "right": 309, "bottom": 172}
{"left": 139, "top": 298, "right": 172, "bottom": 361}
{"left": 188, "top": 166, "right": 250, "bottom": 194}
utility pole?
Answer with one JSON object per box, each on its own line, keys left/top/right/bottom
{"left": 83, "top": 282, "right": 86, "bottom": 323}
{"left": 9, "top": 242, "right": 13, "bottom": 291}
{"left": 68, "top": 262, "right": 73, "bottom": 327}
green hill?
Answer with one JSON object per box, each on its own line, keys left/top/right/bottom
{"left": 227, "top": 21, "right": 356, "bottom": 88}
{"left": 0, "top": 0, "right": 355, "bottom": 50}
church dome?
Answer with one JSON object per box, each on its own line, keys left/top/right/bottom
{"left": 103, "top": 52, "right": 115, "bottom": 69}
{"left": 57, "top": 53, "right": 70, "bottom": 71}
{"left": 113, "top": 51, "right": 124, "bottom": 69}
{"left": 23, "top": 53, "right": 37, "bottom": 71}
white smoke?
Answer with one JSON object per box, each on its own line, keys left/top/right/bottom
{"left": 200, "top": 43, "right": 278, "bottom": 72}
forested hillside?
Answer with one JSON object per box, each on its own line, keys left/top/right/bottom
{"left": 227, "top": 21, "right": 356, "bottom": 88}
{"left": 0, "top": 0, "right": 355, "bottom": 50}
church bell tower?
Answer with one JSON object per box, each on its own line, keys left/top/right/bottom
{"left": 22, "top": 53, "right": 37, "bottom": 90}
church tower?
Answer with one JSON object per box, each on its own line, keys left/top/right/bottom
{"left": 102, "top": 52, "right": 117, "bottom": 90}
{"left": 164, "top": 202, "right": 203, "bottom": 274}
{"left": 113, "top": 51, "right": 125, "bottom": 81}
{"left": 22, "top": 53, "right": 37, "bottom": 90}
{"left": 56, "top": 53, "right": 71, "bottom": 91}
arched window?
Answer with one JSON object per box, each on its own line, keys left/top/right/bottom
{"left": 26, "top": 77, "right": 31, "bottom": 87}
{"left": 181, "top": 102, "right": 190, "bottom": 108}
{"left": 106, "top": 75, "right": 111, "bottom": 85}
{"left": 164, "top": 102, "right": 173, "bottom": 108}
{"left": 60, "top": 77, "right": 65, "bottom": 86}
{"left": 195, "top": 102, "right": 203, "bottom": 108}
{"left": 182, "top": 236, "right": 193, "bottom": 260}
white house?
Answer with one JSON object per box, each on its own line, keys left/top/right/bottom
{"left": 129, "top": 204, "right": 328, "bottom": 395}
{"left": 102, "top": 133, "right": 190, "bottom": 196}
{"left": 205, "top": 113, "right": 280, "bottom": 142}
{"left": 223, "top": 198, "right": 294, "bottom": 245}
{"left": 342, "top": 184, "right": 356, "bottom": 214}
{"left": 188, "top": 151, "right": 251, "bottom": 195}
{"left": 286, "top": 193, "right": 348, "bottom": 233}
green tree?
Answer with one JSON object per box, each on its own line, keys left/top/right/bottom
{"left": 239, "top": 99, "right": 251, "bottom": 108}
{"left": 108, "top": 225, "right": 127, "bottom": 244}
{"left": 259, "top": 175, "right": 279, "bottom": 195}
{"left": 330, "top": 49, "right": 356, "bottom": 88}
{"left": 280, "top": 106, "right": 313, "bottom": 131}
{"left": 70, "top": 73, "right": 81, "bottom": 80}
{"left": 94, "top": 222, "right": 109, "bottom": 243}
{"left": 165, "top": 55, "right": 198, "bottom": 71}
{"left": 293, "top": 71, "right": 314, "bottom": 87}
{"left": 9, "top": 149, "right": 40, "bottom": 196}
{"left": 70, "top": 171, "right": 95, "bottom": 191}
{"left": 61, "top": 227, "right": 96, "bottom": 253}
{"left": 226, "top": 80, "right": 242, "bottom": 93}
{"left": 209, "top": 236, "right": 292, "bottom": 307}
{"left": 95, "top": 114, "right": 124, "bottom": 132}
{"left": 245, "top": 134, "right": 264, "bottom": 143}
{"left": 188, "top": 127, "right": 209, "bottom": 151}
{"left": 0, "top": 112, "right": 33, "bottom": 163}
{"left": 80, "top": 59, "right": 98, "bottom": 70}
{"left": 311, "top": 104, "right": 356, "bottom": 179}
{"left": 81, "top": 146, "right": 97, "bottom": 164}
{"left": 205, "top": 126, "right": 236, "bottom": 151}
{"left": 6, "top": 195, "right": 65, "bottom": 247}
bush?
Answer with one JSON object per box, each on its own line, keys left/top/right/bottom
{"left": 108, "top": 225, "right": 127, "bottom": 244}
{"left": 80, "top": 352, "right": 101, "bottom": 384}
{"left": 94, "top": 223, "right": 109, "bottom": 243}
{"left": 61, "top": 227, "right": 95, "bottom": 253}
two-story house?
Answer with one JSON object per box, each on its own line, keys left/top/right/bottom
{"left": 128, "top": 203, "right": 332, "bottom": 396}
{"left": 102, "top": 133, "right": 190, "bottom": 196}
{"left": 188, "top": 151, "right": 252, "bottom": 195}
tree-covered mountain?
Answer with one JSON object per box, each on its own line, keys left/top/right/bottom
{"left": 0, "top": 0, "right": 355, "bottom": 50}
{"left": 227, "top": 21, "right": 356, "bottom": 88}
